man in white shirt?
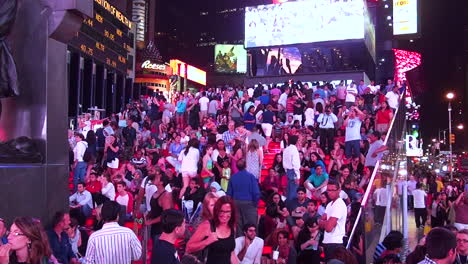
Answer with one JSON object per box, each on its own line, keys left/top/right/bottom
{"left": 367, "top": 80, "right": 378, "bottom": 94}
{"left": 317, "top": 106, "right": 338, "bottom": 154}
{"left": 282, "top": 135, "right": 301, "bottom": 200}
{"left": 235, "top": 224, "right": 264, "bottom": 264}
{"left": 73, "top": 133, "right": 88, "bottom": 192}
{"left": 385, "top": 86, "right": 400, "bottom": 110}
{"left": 134, "top": 174, "right": 157, "bottom": 215}
{"left": 345, "top": 83, "right": 358, "bottom": 108}
{"left": 413, "top": 183, "right": 427, "bottom": 228}
{"left": 319, "top": 179, "right": 347, "bottom": 261}
{"left": 85, "top": 201, "right": 142, "bottom": 264}
{"left": 278, "top": 88, "right": 290, "bottom": 110}
{"left": 198, "top": 92, "right": 210, "bottom": 121}
{"left": 365, "top": 131, "right": 388, "bottom": 172}
{"left": 344, "top": 106, "right": 365, "bottom": 159}
{"left": 247, "top": 87, "right": 255, "bottom": 98}
{"left": 69, "top": 182, "right": 93, "bottom": 223}
{"left": 373, "top": 182, "right": 388, "bottom": 225}
{"left": 407, "top": 175, "right": 417, "bottom": 210}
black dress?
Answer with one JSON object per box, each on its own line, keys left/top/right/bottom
{"left": 148, "top": 190, "right": 166, "bottom": 238}
{"left": 206, "top": 222, "right": 235, "bottom": 264}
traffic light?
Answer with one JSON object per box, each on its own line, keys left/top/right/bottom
{"left": 450, "top": 133, "right": 455, "bottom": 144}
{"left": 410, "top": 123, "right": 419, "bottom": 139}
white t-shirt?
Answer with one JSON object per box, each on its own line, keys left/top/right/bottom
{"left": 365, "top": 139, "right": 384, "bottom": 167}
{"left": 247, "top": 88, "right": 254, "bottom": 98}
{"left": 373, "top": 187, "right": 388, "bottom": 206}
{"left": 199, "top": 96, "right": 210, "bottom": 111}
{"left": 179, "top": 147, "right": 200, "bottom": 172}
{"left": 385, "top": 91, "right": 399, "bottom": 109}
{"left": 140, "top": 177, "right": 157, "bottom": 212}
{"left": 116, "top": 193, "right": 130, "bottom": 208}
{"left": 101, "top": 182, "right": 116, "bottom": 200}
{"left": 82, "top": 120, "right": 91, "bottom": 138}
{"left": 323, "top": 198, "right": 347, "bottom": 244}
{"left": 278, "top": 93, "right": 288, "bottom": 108}
{"left": 304, "top": 108, "right": 315, "bottom": 126}
{"left": 345, "top": 86, "right": 358, "bottom": 103}
{"left": 345, "top": 117, "right": 362, "bottom": 142}
{"left": 413, "top": 189, "right": 427, "bottom": 209}
{"left": 208, "top": 100, "right": 218, "bottom": 114}
{"left": 234, "top": 237, "right": 264, "bottom": 264}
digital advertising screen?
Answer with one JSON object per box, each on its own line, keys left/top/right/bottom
{"left": 393, "top": 0, "right": 418, "bottom": 35}
{"left": 406, "top": 135, "right": 423, "bottom": 157}
{"left": 263, "top": 47, "right": 301, "bottom": 75}
{"left": 214, "top": 45, "right": 247, "bottom": 73}
{"left": 68, "top": 0, "right": 134, "bottom": 73}
{"left": 245, "top": 0, "right": 365, "bottom": 48}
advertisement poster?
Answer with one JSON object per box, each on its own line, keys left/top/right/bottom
{"left": 215, "top": 45, "right": 247, "bottom": 73}
{"left": 393, "top": 0, "right": 418, "bottom": 35}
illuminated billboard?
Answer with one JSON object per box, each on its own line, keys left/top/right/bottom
{"left": 170, "top": 59, "right": 206, "bottom": 86}
{"left": 215, "top": 45, "right": 247, "bottom": 73}
{"left": 393, "top": 0, "right": 418, "bottom": 35}
{"left": 245, "top": 0, "right": 365, "bottom": 48}
{"left": 406, "top": 135, "right": 422, "bottom": 157}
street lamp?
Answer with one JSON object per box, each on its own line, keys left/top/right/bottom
{"left": 446, "top": 92, "right": 454, "bottom": 180}
{"left": 457, "top": 124, "right": 464, "bottom": 130}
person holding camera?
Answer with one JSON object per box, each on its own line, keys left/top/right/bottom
{"left": 343, "top": 106, "right": 365, "bottom": 159}
{"left": 317, "top": 106, "right": 338, "bottom": 154}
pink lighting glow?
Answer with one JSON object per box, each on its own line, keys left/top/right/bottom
{"left": 393, "top": 49, "right": 422, "bottom": 82}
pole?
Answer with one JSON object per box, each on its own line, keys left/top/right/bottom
{"left": 448, "top": 101, "right": 453, "bottom": 180}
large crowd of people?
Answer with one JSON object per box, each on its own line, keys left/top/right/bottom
{"left": 0, "top": 79, "right": 466, "bottom": 264}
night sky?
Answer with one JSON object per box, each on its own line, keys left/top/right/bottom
{"left": 414, "top": 0, "right": 467, "bottom": 151}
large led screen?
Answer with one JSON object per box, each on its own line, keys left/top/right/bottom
{"left": 267, "top": 48, "right": 301, "bottom": 75}
{"left": 393, "top": 0, "right": 418, "bottom": 35}
{"left": 215, "top": 45, "right": 247, "bottom": 73}
{"left": 245, "top": 0, "right": 365, "bottom": 48}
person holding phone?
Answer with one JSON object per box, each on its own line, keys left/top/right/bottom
{"left": 235, "top": 224, "right": 264, "bottom": 264}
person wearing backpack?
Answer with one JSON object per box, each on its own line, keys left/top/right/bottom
{"left": 73, "top": 133, "right": 88, "bottom": 192}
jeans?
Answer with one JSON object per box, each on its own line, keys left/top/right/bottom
{"left": 166, "top": 156, "right": 181, "bottom": 172}
{"left": 235, "top": 200, "right": 258, "bottom": 237}
{"left": 414, "top": 208, "right": 427, "bottom": 228}
{"left": 345, "top": 140, "right": 360, "bottom": 158}
{"left": 323, "top": 243, "right": 343, "bottom": 261}
{"left": 73, "top": 161, "right": 87, "bottom": 192}
{"left": 286, "top": 169, "right": 298, "bottom": 201}
{"left": 319, "top": 128, "right": 335, "bottom": 154}
{"left": 375, "top": 205, "right": 386, "bottom": 224}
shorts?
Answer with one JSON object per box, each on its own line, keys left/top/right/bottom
{"left": 176, "top": 112, "right": 185, "bottom": 116}
{"left": 181, "top": 171, "right": 198, "bottom": 178}
{"left": 261, "top": 123, "right": 273, "bottom": 137}
{"left": 107, "top": 158, "right": 119, "bottom": 169}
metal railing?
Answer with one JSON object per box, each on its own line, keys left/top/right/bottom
{"left": 347, "top": 93, "right": 408, "bottom": 263}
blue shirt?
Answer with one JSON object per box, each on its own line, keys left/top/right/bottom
{"left": 1, "top": 236, "right": 7, "bottom": 245}
{"left": 176, "top": 100, "right": 187, "bottom": 113}
{"left": 227, "top": 170, "right": 260, "bottom": 204}
{"left": 258, "top": 95, "right": 270, "bottom": 105}
{"left": 46, "top": 229, "right": 76, "bottom": 264}
{"left": 169, "top": 142, "right": 185, "bottom": 156}
{"left": 243, "top": 112, "right": 256, "bottom": 131}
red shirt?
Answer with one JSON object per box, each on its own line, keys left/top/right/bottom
{"left": 376, "top": 109, "right": 392, "bottom": 124}
{"left": 87, "top": 181, "right": 102, "bottom": 194}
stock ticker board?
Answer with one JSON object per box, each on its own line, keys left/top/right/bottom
{"left": 68, "top": 0, "right": 134, "bottom": 73}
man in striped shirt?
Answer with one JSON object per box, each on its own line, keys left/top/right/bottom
{"left": 85, "top": 201, "right": 142, "bottom": 264}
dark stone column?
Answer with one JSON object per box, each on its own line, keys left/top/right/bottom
{"left": 0, "top": 0, "right": 92, "bottom": 225}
